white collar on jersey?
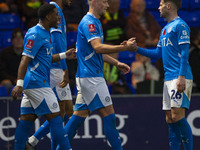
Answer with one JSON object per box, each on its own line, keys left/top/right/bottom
{"left": 49, "top": 1, "right": 59, "bottom": 7}
{"left": 87, "top": 12, "right": 97, "bottom": 19}
{"left": 37, "top": 23, "right": 45, "bottom": 30}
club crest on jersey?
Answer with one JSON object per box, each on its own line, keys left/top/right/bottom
{"left": 26, "top": 39, "right": 34, "bottom": 49}
{"left": 163, "top": 29, "right": 166, "bottom": 35}
{"left": 88, "top": 24, "right": 95, "bottom": 32}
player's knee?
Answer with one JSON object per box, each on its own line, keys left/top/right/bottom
{"left": 65, "top": 109, "right": 74, "bottom": 118}
{"left": 20, "top": 114, "right": 37, "bottom": 122}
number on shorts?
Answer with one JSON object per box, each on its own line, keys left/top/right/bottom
{"left": 171, "top": 90, "right": 182, "bottom": 99}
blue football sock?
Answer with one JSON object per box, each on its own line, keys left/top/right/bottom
{"left": 14, "top": 120, "right": 34, "bottom": 150}
{"left": 177, "top": 118, "right": 193, "bottom": 150}
{"left": 64, "top": 115, "right": 85, "bottom": 142}
{"left": 34, "top": 120, "right": 50, "bottom": 141}
{"left": 103, "top": 113, "right": 123, "bottom": 150}
{"left": 168, "top": 123, "right": 181, "bottom": 150}
{"left": 49, "top": 116, "right": 71, "bottom": 150}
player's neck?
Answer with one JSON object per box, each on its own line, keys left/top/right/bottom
{"left": 166, "top": 12, "right": 178, "bottom": 23}
{"left": 39, "top": 21, "right": 50, "bottom": 31}
{"left": 89, "top": 8, "right": 100, "bottom": 19}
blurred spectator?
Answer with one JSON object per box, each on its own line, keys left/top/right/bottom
{"left": 103, "top": 53, "right": 132, "bottom": 94}
{"left": 15, "top": 0, "right": 44, "bottom": 29}
{"left": 126, "top": 0, "right": 161, "bottom": 48}
{"left": 0, "top": 1, "right": 9, "bottom": 13}
{"left": 63, "top": 0, "right": 88, "bottom": 31}
{"left": 100, "top": 0, "right": 126, "bottom": 45}
{"left": 0, "top": 28, "right": 24, "bottom": 90}
{"left": 131, "top": 53, "right": 160, "bottom": 89}
{"left": 155, "top": 58, "right": 164, "bottom": 81}
{"left": 189, "top": 27, "right": 200, "bottom": 93}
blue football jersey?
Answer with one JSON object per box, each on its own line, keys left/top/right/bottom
{"left": 157, "top": 17, "right": 193, "bottom": 81}
{"left": 76, "top": 12, "right": 104, "bottom": 78}
{"left": 50, "top": 2, "right": 68, "bottom": 70}
{"left": 22, "top": 24, "right": 53, "bottom": 89}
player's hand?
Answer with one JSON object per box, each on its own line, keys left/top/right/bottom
{"left": 12, "top": 86, "right": 23, "bottom": 100}
{"left": 116, "top": 62, "right": 130, "bottom": 74}
{"left": 65, "top": 48, "right": 76, "bottom": 60}
{"left": 122, "top": 38, "right": 138, "bottom": 52}
{"left": 59, "top": 70, "right": 69, "bottom": 88}
{"left": 177, "top": 76, "right": 186, "bottom": 93}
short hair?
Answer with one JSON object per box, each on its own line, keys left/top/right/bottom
{"left": 163, "top": 0, "right": 182, "bottom": 10}
{"left": 38, "top": 4, "right": 56, "bottom": 21}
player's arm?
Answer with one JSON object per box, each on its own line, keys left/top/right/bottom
{"left": 103, "top": 54, "right": 130, "bottom": 74}
{"left": 52, "top": 48, "right": 76, "bottom": 63}
{"left": 176, "top": 24, "right": 191, "bottom": 93}
{"left": 51, "top": 31, "right": 69, "bottom": 87}
{"left": 12, "top": 56, "right": 32, "bottom": 100}
{"left": 135, "top": 46, "right": 162, "bottom": 59}
{"left": 51, "top": 31, "right": 68, "bottom": 70}
{"left": 90, "top": 38, "right": 136, "bottom": 54}
{"left": 177, "top": 43, "right": 189, "bottom": 93}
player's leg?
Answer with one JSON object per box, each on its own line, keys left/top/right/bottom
{"left": 63, "top": 100, "right": 74, "bottom": 122}
{"left": 171, "top": 108, "right": 193, "bottom": 150}
{"left": 163, "top": 80, "right": 181, "bottom": 150}
{"left": 165, "top": 110, "right": 182, "bottom": 150}
{"left": 14, "top": 92, "right": 37, "bottom": 150}
{"left": 14, "top": 114, "right": 36, "bottom": 150}
{"left": 26, "top": 88, "right": 71, "bottom": 150}
{"left": 64, "top": 110, "right": 89, "bottom": 142}
{"left": 28, "top": 73, "right": 73, "bottom": 148}
{"left": 44, "top": 112, "right": 71, "bottom": 150}
{"left": 41, "top": 88, "right": 71, "bottom": 150}
{"left": 164, "top": 79, "right": 193, "bottom": 150}
{"left": 83, "top": 77, "right": 122, "bottom": 150}
{"left": 98, "top": 105, "right": 123, "bottom": 150}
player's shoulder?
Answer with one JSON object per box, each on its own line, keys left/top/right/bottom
{"left": 174, "top": 17, "right": 190, "bottom": 29}
{"left": 26, "top": 25, "right": 49, "bottom": 40}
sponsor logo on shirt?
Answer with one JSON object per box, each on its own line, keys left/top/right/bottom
{"left": 88, "top": 24, "right": 95, "bottom": 32}
{"left": 26, "top": 39, "right": 34, "bottom": 49}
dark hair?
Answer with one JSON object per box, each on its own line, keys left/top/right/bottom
{"left": 163, "top": 0, "right": 182, "bottom": 10}
{"left": 38, "top": 4, "right": 56, "bottom": 21}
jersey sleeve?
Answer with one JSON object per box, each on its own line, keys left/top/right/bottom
{"left": 22, "top": 34, "right": 42, "bottom": 59}
{"left": 177, "top": 23, "right": 190, "bottom": 45}
{"left": 51, "top": 31, "right": 68, "bottom": 70}
{"left": 82, "top": 21, "right": 101, "bottom": 43}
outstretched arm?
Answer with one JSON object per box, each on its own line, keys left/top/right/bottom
{"left": 90, "top": 38, "right": 137, "bottom": 54}
{"left": 52, "top": 48, "right": 76, "bottom": 63}
{"left": 136, "top": 46, "right": 162, "bottom": 59}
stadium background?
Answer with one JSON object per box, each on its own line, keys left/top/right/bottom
{"left": 0, "top": 0, "right": 200, "bottom": 149}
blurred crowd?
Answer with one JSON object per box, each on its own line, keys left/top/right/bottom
{"left": 0, "top": 0, "right": 200, "bottom": 96}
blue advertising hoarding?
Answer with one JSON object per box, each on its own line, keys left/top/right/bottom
{"left": 0, "top": 95, "right": 200, "bottom": 150}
